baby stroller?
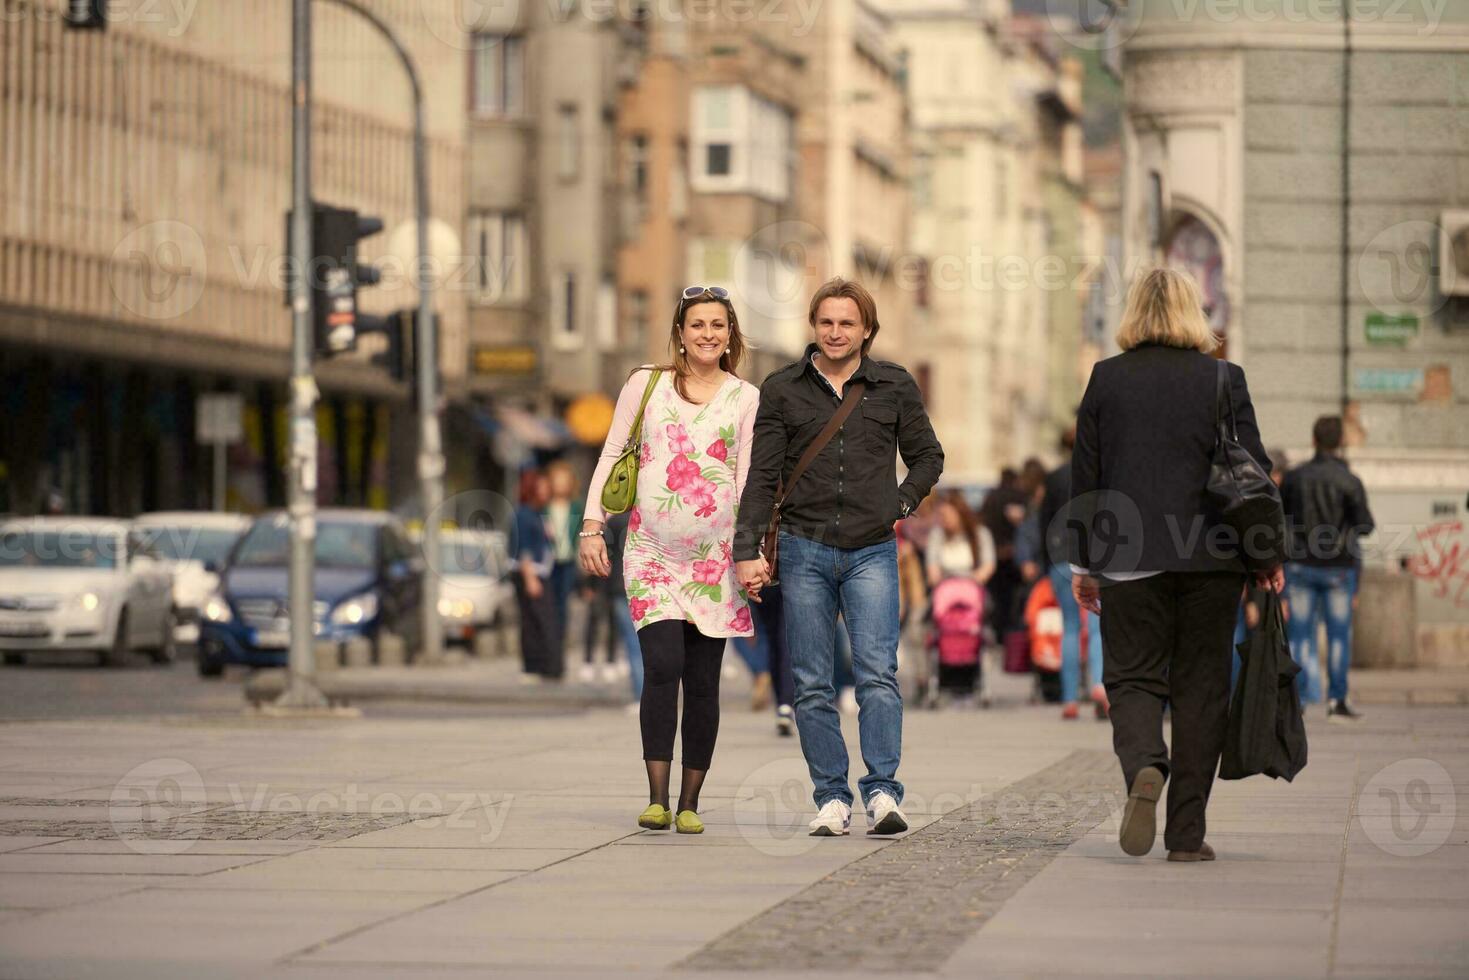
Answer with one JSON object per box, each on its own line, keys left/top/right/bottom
{"left": 925, "top": 577, "right": 986, "bottom": 708}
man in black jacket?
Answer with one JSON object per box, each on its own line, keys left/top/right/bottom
{"left": 1280, "top": 416, "right": 1375, "bottom": 721}
{"left": 735, "top": 278, "right": 944, "bottom": 838}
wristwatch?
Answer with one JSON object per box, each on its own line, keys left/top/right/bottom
{"left": 899, "top": 499, "right": 912, "bottom": 519}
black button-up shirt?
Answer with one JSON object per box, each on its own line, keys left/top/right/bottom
{"left": 734, "top": 345, "right": 944, "bottom": 561}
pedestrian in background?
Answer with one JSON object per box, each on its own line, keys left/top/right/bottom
{"left": 543, "top": 461, "right": 584, "bottom": 669}
{"left": 732, "top": 584, "right": 796, "bottom": 736}
{"left": 1068, "top": 267, "right": 1282, "bottom": 863}
{"left": 924, "top": 490, "right": 996, "bottom": 705}
{"left": 1281, "top": 416, "right": 1374, "bottom": 721}
{"left": 512, "top": 469, "right": 563, "bottom": 682}
{"left": 580, "top": 286, "right": 759, "bottom": 836}
{"left": 1039, "top": 426, "right": 1107, "bottom": 721}
{"left": 602, "top": 510, "right": 643, "bottom": 704}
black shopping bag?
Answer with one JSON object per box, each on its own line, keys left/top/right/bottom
{"left": 1219, "top": 587, "right": 1308, "bottom": 782}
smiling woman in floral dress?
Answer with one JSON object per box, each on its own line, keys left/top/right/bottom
{"left": 580, "top": 287, "right": 759, "bottom": 835}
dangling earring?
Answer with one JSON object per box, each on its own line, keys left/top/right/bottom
{"left": 679, "top": 345, "right": 686, "bottom": 355}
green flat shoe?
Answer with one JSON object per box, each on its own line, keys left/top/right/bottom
{"left": 638, "top": 804, "right": 672, "bottom": 830}
{"left": 674, "top": 810, "right": 704, "bottom": 835}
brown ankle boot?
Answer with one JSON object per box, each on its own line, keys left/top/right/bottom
{"left": 1166, "top": 842, "right": 1216, "bottom": 862}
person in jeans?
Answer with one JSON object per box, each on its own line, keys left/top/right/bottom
{"left": 736, "top": 277, "right": 944, "bottom": 838}
{"left": 1280, "top": 416, "right": 1374, "bottom": 720}
{"left": 580, "top": 287, "right": 759, "bottom": 835}
{"left": 1067, "top": 268, "right": 1282, "bottom": 863}
{"left": 1039, "top": 427, "right": 1107, "bottom": 720}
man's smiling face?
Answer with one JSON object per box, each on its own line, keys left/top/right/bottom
{"left": 813, "top": 297, "right": 870, "bottom": 366}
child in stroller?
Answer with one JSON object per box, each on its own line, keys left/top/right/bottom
{"left": 926, "top": 576, "right": 986, "bottom": 707}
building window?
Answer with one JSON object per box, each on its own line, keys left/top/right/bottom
{"left": 471, "top": 34, "right": 524, "bottom": 118}
{"left": 551, "top": 270, "right": 579, "bottom": 350}
{"left": 692, "top": 86, "right": 792, "bottom": 202}
{"left": 626, "top": 289, "right": 648, "bottom": 349}
{"left": 557, "top": 104, "right": 580, "bottom": 181}
{"left": 627, "top": 134, "right": 649, "bottom": 201}
{"left": 467, "top": 211, "right": 527, "bottom": 304}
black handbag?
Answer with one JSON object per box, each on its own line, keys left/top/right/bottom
{"left": 1206, "top": 359, "right": 1285, "bottom": 570}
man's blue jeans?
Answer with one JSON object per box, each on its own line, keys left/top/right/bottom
{"left": 1048, "top": 563, "right": 1103, "bottom": 703}
{"left": 1284, "top": 564, "right": 1359, "bottom": 704}
{"left": 780, "top": 532, "right": 903, "bottom": 809}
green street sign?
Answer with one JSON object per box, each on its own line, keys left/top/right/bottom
{"left": 1365, "top": 312, "right": 1418, "bottom": 346}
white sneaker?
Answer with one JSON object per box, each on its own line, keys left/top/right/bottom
{"left": 577, "top": 663, "right": 596, "bottom": 683}
{"left": 599, "top": 663, "right": 618, "bottom": 684}
{"left": 866, "top": 791, "right": 908, "bottom": 836}
{"left": 808, "top": 799, "right": 852, "bottom": 837}
{"left": 775, "top": 704, "right": 795, "bottom": 737}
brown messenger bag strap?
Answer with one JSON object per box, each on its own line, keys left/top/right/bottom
{"left": 774, "top": 381, "right": 866, "bottom": 510}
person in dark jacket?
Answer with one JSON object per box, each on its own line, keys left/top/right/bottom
{"left": 1280, "top": 416, "right": 1375, "bottom": 720}
{"left": 1066, "top": 268, "right": 1283, "bottom": 863}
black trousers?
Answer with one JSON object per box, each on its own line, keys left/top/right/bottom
{"left": 515, "top": 577, "right": 564, "bottom": 679}
{"left": 638, "top": 619, "right": 725, "bottom": 770}
{"left": 1100, "top": 571, "right": 1245, "bottom": 852}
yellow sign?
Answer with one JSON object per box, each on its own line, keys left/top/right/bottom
{"left": 566, "top": 394, "right": 616, "bottom": 446}
{"left": 473, "top": 346, "right": 537, "bottom": 376}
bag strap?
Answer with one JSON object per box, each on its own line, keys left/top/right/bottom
{"left": 1214, "top": 359, "right": 1238, "bottom": 441}
{"left": 775, "top": 381, "right": 867, "bottom": 510}
{"left": 624, "top": 369, "right": 662, "bottom": 453}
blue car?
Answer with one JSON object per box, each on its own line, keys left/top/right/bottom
{"left": 196, "top": 509, "right": 424, "bottom": 677}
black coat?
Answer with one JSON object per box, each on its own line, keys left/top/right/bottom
{"left": 1068, "top": 344, "right": 1272, "bottom": 576}
{"left": 1220, "top": 588, "right": 1308, "bottom": 782}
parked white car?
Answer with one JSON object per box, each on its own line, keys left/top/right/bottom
{"left": 0, "top": 518, "right": 176, "bottom": 667}
{"left": 132, "top": 511, "right": 250, "bottom": 645}
{"left": 431, "top": 529, "right": 514, "bottom": 647}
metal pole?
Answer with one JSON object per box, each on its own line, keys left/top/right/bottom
{"left": 321, "top": 0, "right": 443, "bottom": 663}
{"left": 213, "top": 441, "right": 226, "bottom": 513}
{"left": 280, "top": 0, "right": 326, "bottom": 708}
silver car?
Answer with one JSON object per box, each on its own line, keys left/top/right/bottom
{"left": 0, "top": 518, "right": 176, "bottom": 667}
{"left": 432, "top": 529, "right": 514, "bottom": 647}
{"left": 132, "top": 511, "right": 250, "bottom": 645}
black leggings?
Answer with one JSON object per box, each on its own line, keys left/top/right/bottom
{"left": 638, "top": 619, "right": 725, "bottom": 770}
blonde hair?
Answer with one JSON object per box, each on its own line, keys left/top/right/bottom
{"left": 1116, "top": 267, "right": 1220, "bottom": 354}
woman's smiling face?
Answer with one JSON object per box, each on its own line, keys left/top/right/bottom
{"left": 681, "top": 301, "right": 731, "bottom": 369}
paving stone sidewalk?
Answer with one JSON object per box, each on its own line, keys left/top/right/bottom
{"left": 0, "top": 675, "right": 1465, "bottom": 978}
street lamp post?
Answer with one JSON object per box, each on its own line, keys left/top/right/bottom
{"left": 319, "top": 0, "right": 445, "bottom": 664}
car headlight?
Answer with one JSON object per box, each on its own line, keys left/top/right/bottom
{"left": 202, "top": 595, "right": 232, "bottom": 623}
{"left": 330, "top": 592, "right": 379, "bottom": 626}
{"left": 438, "top": 597, "right": 474, "bottom": 619}
{"left": 75, "top": 592, "right": 101, "bottom": 612}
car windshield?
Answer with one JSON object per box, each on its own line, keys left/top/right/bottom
{"left": 440, "top": 540, "right": 495, "bottom": 577}
{"left": 136, "top": 526, "right": 243, "bottom": 565}
{"left": 233, "top": 519, "right": 378, "bottom": 570}
{"left": 0, "top": 530, "right": 120, "bottom": 569}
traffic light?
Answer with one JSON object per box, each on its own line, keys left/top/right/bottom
{"left": 358, "top": 310, "right": 413, "bottom": 383}
{"left": 63, "top": 0, "right": 106, "bottom": 29}
{"left": 284, "top": 202, "right": 384, "bottom": 357}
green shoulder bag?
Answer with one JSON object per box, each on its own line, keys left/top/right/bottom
{"left": 600, "top": 369, "right": 662, "bottom": 515}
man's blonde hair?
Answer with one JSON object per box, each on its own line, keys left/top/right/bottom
{"left": 1116, "top": 267, "right": 1221, "bottom": 354}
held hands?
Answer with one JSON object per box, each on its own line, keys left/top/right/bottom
{"left": 578, "top": 521, "right": 611, "bottom": 577}
{"left": 736, "top": 558, "right": 770, "bottom": 604}
{"left": 1072, "top": 573, "right": 1101, "bottom": 616}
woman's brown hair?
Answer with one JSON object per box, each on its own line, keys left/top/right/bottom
{"left": 641, "top": 289, "right": 746, "bottom": 402}
{"left": 941, "top": 489, "right": 982, "bottom": 571}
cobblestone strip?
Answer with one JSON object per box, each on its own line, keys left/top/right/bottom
{"left": 681, "top": 749, "right": 1120, "bottom": 973}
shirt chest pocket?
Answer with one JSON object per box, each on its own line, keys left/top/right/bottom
{"left": 783, "top": 406, "right": 824, "bottom": 450}
{"left": 860, "top": 397, "right": 899, "bottom": 454}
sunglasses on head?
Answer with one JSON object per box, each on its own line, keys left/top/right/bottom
{"left": 681, "top": 285, "right": 730, "bottom": 300}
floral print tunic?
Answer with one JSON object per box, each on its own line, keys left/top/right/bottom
{"left": 586, "top": 369, "right": 759, "bottom": 638}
